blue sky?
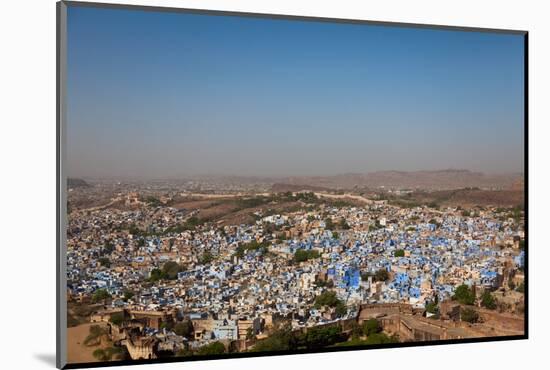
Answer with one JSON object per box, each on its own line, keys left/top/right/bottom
{"left": 67, "top": 5, "right": 524, "bottom": 178}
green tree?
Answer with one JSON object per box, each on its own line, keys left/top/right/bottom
{"left": 174, "top": 321, "right": 194, "bottom": 339}
{"left": 149, "top": 268, "right": 164, "bottom": 282}
{"left": 512, "top": 206, "right": 522, "bottom": 222}
{"left": 92, "top": 349, "right": 108, "bottom": 361}
{"left": 128, "top": 224, "right": 143, "bottom": 236}
{"left": 234, "top": 245, "right": 246, "bottom": 258}
{"left": 251, "top": 328, "right": 296, "bottom": 352}
{"left": 145, "top": 196, "right": 161, "bottom": 207}
{"left": 481, "top": 291, "right": 497, "bottom": 309}
{"left": 314, "top": 291, "right": 347, "bottom": 317}
{"left": 364, "top": 332, "right": 398, "bottom": 344}
{"left": 196, "top": 341, "right": 225, "bottom": 356}
{"left": 84, "top": 325, "right": 108, "bottom": 346}
{"left": 362, "top": 319, "right": 381, "bottom": 336}
{"left": 453, "top": 284, "right": 475, "bottom": 305}
{"left": 104, "top": 347, "right": 125, "bottom": 360}
{"left": 339, "top": 218, "right": 351, "bottom": 230}
{"left": 97, "top": 257, "right": 110, "bottom": 268}
{"left": 185, "top": 216, "right": 202, "bottom": 229}
{"left": 199, "top": 251, "right": 214, "bottom": 265}
{"left": 109, "top": 312, "right": 125, "bottom": 326}
{"left": 425, "top": 301, "right": 439, "bottom": 314}
{"left": 234, "top": 241, "right": 266, "bottom": 259}
{"left": 176, "top": 348, "right": 193, "bottom": 357}
{"left": 314, "top": 291, "right": 340, "bottom": 308}
{"left": 92, "top": 347, "right": 125, "bottom": 361}
{"left": 103, "top": 241, "right": 115, "bottom": 254}
{"left": 349, "top": 321, "right": 363, "bottom": 340}
{"left": 162, "top": 261, "right": 182, "bottom": 280}
{"left": 91, "top": 289, "right": 111, "bottom": 303}
{"left": 302, "top": 326, "right": 342, "bottom": 349}
{"left": 394, "top": 249, "right": 405, "bottom": 257}
{"left": 123, "top": 290, "right": 134, "bottom": 302}
{"left": 461, "top": 307, "right": 479, "bottom": 323}
{"left": 294, "top": 249, "right": 320, "bottom": 263}
{"left": 335, "top": 302, "right": 348, "bottom": 317}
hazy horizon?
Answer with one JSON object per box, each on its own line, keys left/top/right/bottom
{"left": 67, "top": 7, "right": 525, "bottom": 179}
{"left": 68, "top": 168, "right": 524, "bottom": 182}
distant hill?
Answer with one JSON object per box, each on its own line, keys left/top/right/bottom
{"left": 404, "top": 188, "right": 524, "bottom": 208}
{"left": 280, "top": 170, "right": 522, "bottom": 191}
{"left": 67, "top": 178, "right": 90, "bottom": 188}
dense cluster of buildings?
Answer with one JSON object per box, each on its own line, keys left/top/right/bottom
{"left": 67, "top": 191, "right": 525, "bottom": 358}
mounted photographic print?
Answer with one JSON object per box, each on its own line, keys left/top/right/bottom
{"left": 57, "top": 1, "right": 528, "bottom": 368}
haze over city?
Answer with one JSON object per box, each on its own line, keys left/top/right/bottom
{"left": 66, "top": 7, "right": 524, "bottom": 179}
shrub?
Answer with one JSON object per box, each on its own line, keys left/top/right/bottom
{"left": 335, "top": 302, "right": 347, "bottom": 317}
{"left": 92, "top": 347, "right": 125, "bottom": 361}
{"left": 251, "top": 328, "right": 295, "bottom": 352}
{"left": 199, "top": 251, "right": 214, "bottom": 265}
{"left": 234, "top": 241, "right": 270, "bottom": 258}
{"left": 148, "top": 268, "right": 164, "bottom": 282}
{"left": 91, "top": 289, "right": 111, "bottom": 303}
{"left": 294, "top": 249, "right": 320, "bottom": 263}
{"left": 339, "top": 219, "right": 351, "bottom": 230}
{"left": 314, "top": 291, "right": 340, "bottom": 308}
{"left": 365, "top": 333, "right": 398, "bottom": 344}
{"left": 196, "top": 342, "right": 225, "bottom": 356}
{"left": 123, "top": 290, "right": 134, "bottom": 302}
{"left": 453, "top": 284, "right": 475, "bottom": 305}
{"left": 481, "top": 291, "right": 497, "bottom": 309}
{"left": 109, "top": 312, "right": 125, "bottom": 326}
{"left": 92, "top": 349, "right": 108, "bottom": 361}
{"left": 97, "top": 257, "right": 111, "bottom": 268}
{"left": 174, "top": 321, "right": 194, "bottom": 338}
{"left": 362, "top": 319, "right": 381, "bottom": 336}
{"left": 425, "top": 301, "right": 439, "bottom": 314}
{"left": 162, "top": 261, "right": 183, "bottom": 279}
{"left": 374, "top": 269, "right": 389, "bottom": 282}
{"left": 461, "top": 308, "right": 479, "bottom": 323}
{"left": 84, "top": 325, "right": 108, "bottom": 346}
{"left": 301, "top": 326, "right": 342, "bottom": 349}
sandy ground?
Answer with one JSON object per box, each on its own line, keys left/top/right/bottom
{"left": 67, "top": 322, "right": 110, "bottom": 364}
{"left": 313, "top": 192, "right": 373, "bottom": 204}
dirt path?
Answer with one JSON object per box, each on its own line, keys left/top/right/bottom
{"left": 313, "top": 192, "right": 373, "bottom": 204}
{"left": 67, "top": 322, "right": 110, "bottom": 364}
